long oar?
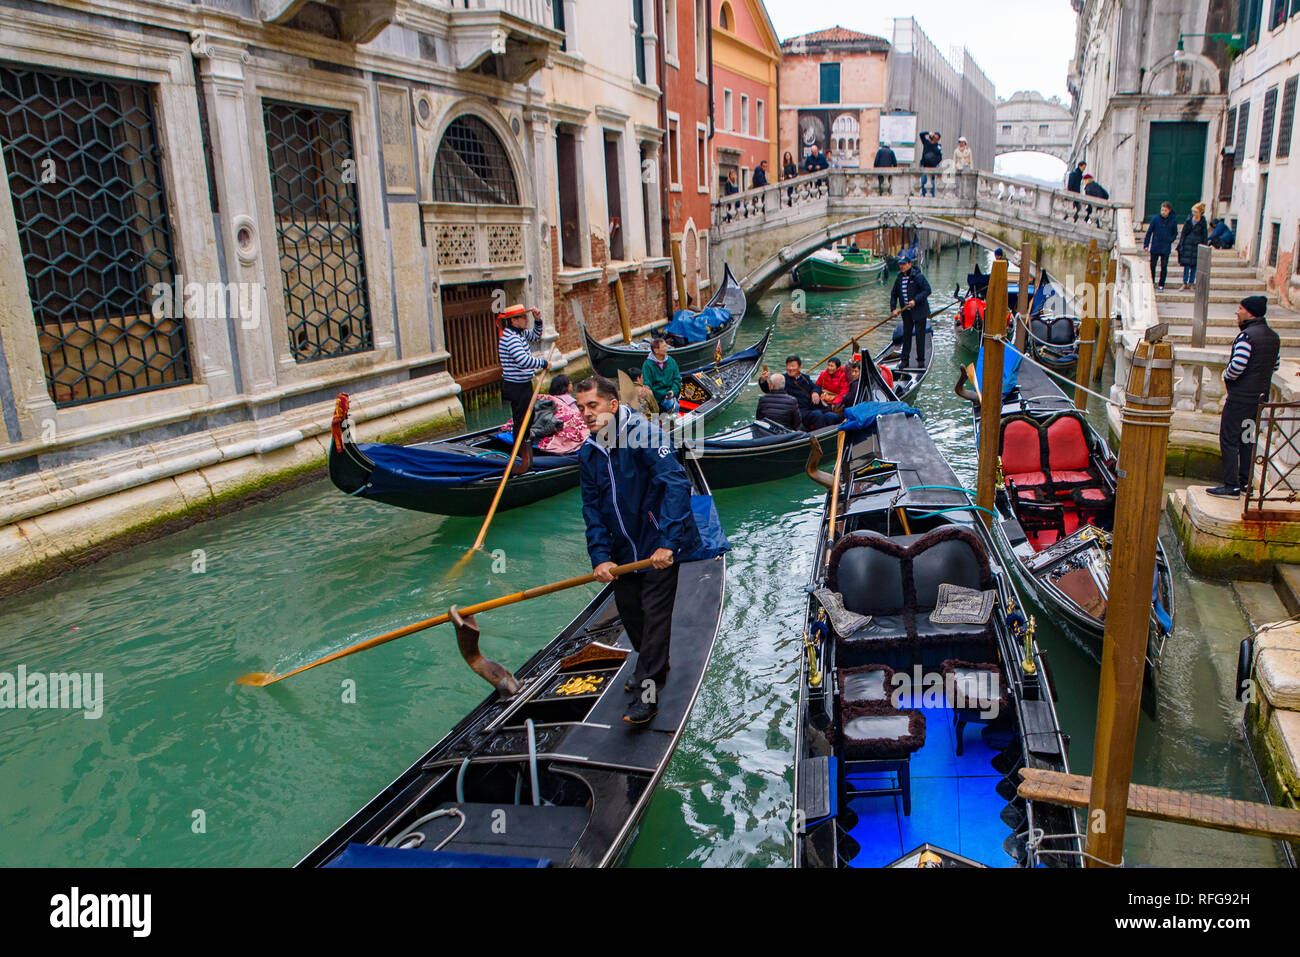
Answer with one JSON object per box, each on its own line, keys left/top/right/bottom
{"left": 449, "top": 346, "right": 558, "bottom": 578}
{"left": 237, "top": 557, "right": 656, "bottom": 688}
{"left": 824, "top": 431, "right": 847, "bottom": 566}
{"left": 810, "top": 316, "right": 895, "bottom": 370}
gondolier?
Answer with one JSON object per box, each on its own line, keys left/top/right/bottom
{"left": 575, "top": 376, "right": 703, "bottom": 725}
{"left": 499, "top": 304, "right": 548, "bottom": 471}
{"left": 889, "top": 251, "right": 931, "bottom": 370}
{"left": 1209, "top": 296, "right": 1280, "bottom": 498}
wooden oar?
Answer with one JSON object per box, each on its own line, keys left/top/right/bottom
{"left": 448, "top": 346, "right": 558, "bottom": 578}
{"left": 810, "top": 316, "right": 894, "bottom": 370}
{"left": 824, "top": 431, "right": 847, "bottom": 564}
{"left": 236, "top": 557, "right": 657, "bottom": 688}
{"left": 966, "top": 362, "right": 982, "bottom": 404}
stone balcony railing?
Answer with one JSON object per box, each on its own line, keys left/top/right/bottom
{"left": 711, "top": 168, "right": 1121, "bottom": 244}
{"left": 424, "top": 202, "right": 532, "bottom": 284}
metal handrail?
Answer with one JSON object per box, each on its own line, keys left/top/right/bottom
{"left": 1243, "top": 399, "right": 1300, "bottom": 520}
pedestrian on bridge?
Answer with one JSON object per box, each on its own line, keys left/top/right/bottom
{"left": 873, "top": 140, "right": 897, "bottom": 195}
{"left": 889, "top": 250, "right": 932, "bottom": 370}
{"left": 954, "top": 136, "right": 973, "bottom": 172}
{"left": 919, "top": 131, "right": 942, "bottom": 196}
{"left": 1209, "top": 296, "right": 1280, "bottom": 498}
{"left": 1144, "top": 200, "right": 1178, "bottom": 291}
{"left": 1177, "top": 202, "right": 1209, "bottom": 288}
{"left": 1067, "top": 161, "right": 1087, "bottom": 193}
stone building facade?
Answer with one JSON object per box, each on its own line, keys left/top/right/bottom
{"left": 996, "top": 91, "right": 1074, "bottom": 164}
{"left": 0, "top": 0, "right": 581, "bottom": 592}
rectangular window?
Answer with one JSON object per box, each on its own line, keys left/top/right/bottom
{"left": 553, "top": 0, "right": 566, "bottom": 51}
{"left": 820, "top": 62, "right": 841, "bottom": 104}
{"left": 1245, "top": 0, "right": 1263, "bottom": 47}
{"left": 1269, "top": 221, "right": 1281, "bottom": 267}
{"left": 740, "top": 94, "right": 750, "bottom": 135}
{"left": 1236, "top": 100, "right": 1252, "bottom": 166}
{"left": 664, "top": 0, "right": 678, "bottom": 62}
{"left": 556, "top": 130, "right": 582, "bottom": 268}
{"left": 1039, "top": 123, "right": 1050, "bottom": 136}
{"left": 1272, "top": 0, "right": 1288, "bottom": 29}
{"left": 633, "top": 0, "right": 646, "bottom": 83}
{"left": 756, "top": 99, "right": 765, "bottom": 139}
{"left": 697, "top": 125, "right": 708, "bottom": 192}
{"left": 695, "top": 0, "right": 707, "bottom": 77}
{"left": 1001, "top": 124, "right": 1012, "bottom": 134}
{"left": 1278, "top": 76, "right": 1298, "bottom": 159}
{"left": 264, "top": 99, "right": 373, "bottom": 362}
{"left": 723, "top": 88, "right": 733, "bottom": 130}
{"left": 1260, "top": 86, "right": 1279, "bottom": 163}
{"left": 604, "top": 134, "right": 625, "bottom": 261}
{"left": 668, "top": 116, "right": 681, "bottom": 187}
{"left": 1226, "top": 105, "right": 1238, "bottom": 156}
{"left": 0, "top": 64, "right": 192, "bottom": 406}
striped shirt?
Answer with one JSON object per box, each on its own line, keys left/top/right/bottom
{"left": 498, "top": 319, "right": 546, "bottom": 382}
{"left": 1224, "top": 332, "right": 1280, "bottom": 381}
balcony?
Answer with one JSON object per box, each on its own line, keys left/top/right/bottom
{"left": 424, "top": 202, "right": 532, "bottom": 285}
{"left": 445, "top": 0, "right": 565, "bottom": 83}
{"left": 259, "top": 0, "right": 404, "bottom": 44}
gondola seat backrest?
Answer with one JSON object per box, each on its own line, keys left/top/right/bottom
{"left": 1000, "top": 413, "right": 1099, "bottom": 492}
{"left": 828, "top": 528, "right": 995, "bottom": 648}
{"left": 1031, "top": 316, "right": 1076, "bottom": 348}
{"left": 1044, "top": 415, "right": 1093, "bottom": 484}
{"left": 1000, "top": 417, "right": 1047, "bottom": 488}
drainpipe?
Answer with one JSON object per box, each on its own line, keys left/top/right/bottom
{"left": 658, "top": 0, "right": 673, "bottom": 317}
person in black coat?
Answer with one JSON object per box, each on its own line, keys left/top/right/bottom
{"left": 755, "top": 373, "right": 803, "bottom": 431}
{"left": 782, "top": 150, "right": 798, "bottom": 206}
{"left": 889, "top": 253, "right": 932, "bottom": 369}
{"left": 1144, "top": 201, "right": 1179, "bottom": 290}
{"left": 1177, "top": 202, "right": 1209, "bottom": 288}
{"left": 759, "top": 356, "right": 835, "bottom": 430}
{"left": 873, "top": 141, "right": 897, "bottom": 195}
{"left": 1066, "top": 161, "right": 1086, "bottom": 193}
{"left": 752, "top": 160, "right": 770, "bottom": 188}
{"left": 918, "top": 131, "right": 942, "bottom": 196}
{"left": 1082, "top": 174, "right": 1108, "bottom": 199}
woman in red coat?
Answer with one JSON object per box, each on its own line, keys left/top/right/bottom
{"left": 815, "top": 358, "right": 850, "bottom": 408}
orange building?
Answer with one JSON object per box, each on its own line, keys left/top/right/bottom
{"left": 711, "top": 0, "right": 780, "bottom": 195}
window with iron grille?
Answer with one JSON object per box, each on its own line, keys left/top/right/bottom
{"left": 263, "top": 99, "right": 373, "bottom": 362}
{"left": 633, "top": 0, "right": 646, "bottom": 83}
{"left": 1226, "top": 105, "right": 1238, "bottom": 157}
{"left": 1260, "top": 86, "right": 1278, "bottom": 163}
{"left": 1236, "top": 100, "right": 1251, "bottom": 165}
{"left": 1277, "top": 76, "right": 1297, "bottom": 159}
{"left": 0, "top": 64, "right": 192, "bottom": 407}
{"left": 1269, "top": 221, "right": 1281, "bottom": 267}
{"left": 433, "top": 115, "right": 520, "bottom": 205}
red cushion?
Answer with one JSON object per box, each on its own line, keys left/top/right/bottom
{"left": 1001, "top": 420, "right": 1042, "bottom": 476}
{"left": 1046, "top": 417, "right": 1090, "bottom": 471}
{"left": 1006, "top": 471, "right": 1048, "bottom": 487}
{"left": 1077, "top": 487, "right": 1109, "bottom": 502}
{"left": 1049, "top": 469, "right": 1095, "bottom": 485}
{"left": 1028, "top": 529, "right": 1060, "bottom": 551}
{"left": 1061, "top": 510, "right": 1081, "bottom": 536}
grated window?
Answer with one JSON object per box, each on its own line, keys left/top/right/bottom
{"left": 432, "top": 115, "right": 519, "bottom": 205}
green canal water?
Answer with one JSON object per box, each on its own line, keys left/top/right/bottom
{"left": 0, "top": 248, "right": 1286, "bottom": 867}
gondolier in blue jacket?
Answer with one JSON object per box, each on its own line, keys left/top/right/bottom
{"left": 1209, "top": 296, "right": 1281, "bottom": 498}
{"left": 575, "top": 375, "right": 703, "bottom": 725}
{"left": 499, "top": 303, "right": 548, "bottom": 471}
{"left": 889, "top": 250, "right": 932, "bottom": 370}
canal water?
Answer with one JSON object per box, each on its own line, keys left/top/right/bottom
{"left": 0, "top": 245, "right": 1285, "bottom": 867}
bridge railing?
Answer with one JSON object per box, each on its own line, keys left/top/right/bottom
{"left": 711, "top": 168, "right": 1123, "bottom": 239}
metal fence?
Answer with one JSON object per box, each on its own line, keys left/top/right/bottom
{"left": 1244, "top": 400, "right": 1300, "bottom": 521}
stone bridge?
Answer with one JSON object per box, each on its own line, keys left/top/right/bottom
{"left": 709, "top": 169, "right": 1122, "bottom": 299}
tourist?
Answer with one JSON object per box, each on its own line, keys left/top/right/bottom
{"left": 535, "top": 375, "right": 588, "bottom": 455}
{"left": 1144, "top": 201, "right": 1178, "bottom": 291}
{"left": 497, "top": 303, "right": 548, "bottom": 473}
{"left": 816, "top": 357, "right": 850, "bottom": 407}
{"left": 782, "top": 150, "right": 799, "bottom": 206}
{"left": 626, "top": 367, "right": 659, "bottom": 416}
{"left": 1209, "top": 297, "right": 1281, "bottom": 498}
{"left": 755, "top": 373, "right": 803, "bottom": 431}
{"left": 802, "top": 143, "right": 830, "bottom": 174}
{"left": 574, "top": 376, "right": 702, "bottom": 725}
{"left": 1067, "top": 161, "right": 1087, "bottom": 193}
{"left": 724, "top": 170, "right": 740, "bottom": 196}
{"left": 760, "top": 355, "right": 833, "bottom": 429}
{"left": 841, "top": 360, "right": 870, "bottom": 409}
{"left": 1082, "top": 173, "right": 1109, "bottom": 200}
{"left": 919, "top": 130, "right": 942, "bottom": 196}
{"left": 954, "top": 136, "right": 973, "bottom": 172}
{"left": 1177, "top": 202, "right": 1209, "bottom": 289}
{"left": 873, "top": 140, "right": 897, "bottom": 194}
{"left": 889, "top": 250, "right": 932, "bottom": 369}
{"left": 752, "top": 160, "right": 770, "bottom": 188}
{"left": 1210, "top": 218, "right": 1236, "bottom": 249}
{"left": 641, "top": 337, "right": 681, "bottom": 414}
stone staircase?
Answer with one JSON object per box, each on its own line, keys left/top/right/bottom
{"left": 1128, "top": 226, "right": 1300, "bottom": 356}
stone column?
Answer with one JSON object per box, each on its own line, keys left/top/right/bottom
{"left": 641, "top": 137, "right": 664, "bottom": 257}
{"left": 526, "top": 108, "right": 557, "bottom": 341}
{"left": 191, "top": 32, "right": 278, "bottom": 396}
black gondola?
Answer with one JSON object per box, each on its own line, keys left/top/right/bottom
{"left": 299, "top": 455, "right": 725, "bottom": 869}
{"left": 692, "top": 327, "right": 933, "bottom": 491}
{"left": 329, "top": 326, "right": 773, "bottom": 517}
{"left": 1026, "top": 315, "right": 1081, "bottom": 378}
{"left": 793, "top": 358, "right": 1080, "bottom": 868}
{"left": 581, "top": 265, "right": 746, "bottom": 377}
{"left": 970, "top": 355, "right": 1173, "bottom": 711}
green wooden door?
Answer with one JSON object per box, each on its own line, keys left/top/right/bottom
{"left": 1144, "top": 121, "right": 1208, "bottom": 220}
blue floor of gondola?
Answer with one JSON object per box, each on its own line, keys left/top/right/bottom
{"left": 842, "top": 705, "right": 1017, "bottom": 868}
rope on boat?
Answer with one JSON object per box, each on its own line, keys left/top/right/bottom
{"left": 888, "top": 484, "right": 996, "bottom": 520}
{"left": 1024, "top": 828, "right": 1123, "bottom": 867}
{"left": 526, "top": 718, "right": 541, "bottom": 807}
{"left": 1010, "top": 313, "right": 1097, "bottom": 349}
{"left": 985, "top": 334, "right": 1121, "bottom": 410}
{"left": 385, "top": 807, "right": 467, "bottom": 851}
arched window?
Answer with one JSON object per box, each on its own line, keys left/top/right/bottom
{"left": 433, "top": 115, "right": 520, "bottom": 205}
{"left": 719, "top": 2, "right": 733, "bottom": 30}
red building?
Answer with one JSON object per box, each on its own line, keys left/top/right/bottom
{"left": 711, "top": 0, "right": 780, "bottom": 196}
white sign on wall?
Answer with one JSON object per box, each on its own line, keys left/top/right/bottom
{"left": 880, "top": 112, "right": 918, "bottom": 163}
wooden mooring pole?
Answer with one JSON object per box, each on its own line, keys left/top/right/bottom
{"left": 614, "top": 274, "right": 633, "bottom": 343}
{"left": 1092, "top": 256, "right": 1117, "bottom": 382}
{"left": 1074, "top": 241, "right": 1101, "bottom": 411}
{"left": 670, "top": 239, "right": 688, "bottom": 314}
{"left": 1084, "top": 335, "right": 1174, "bottom": 868}
{"left": 976, "top": 260, "right": 1009, "bottom": 529}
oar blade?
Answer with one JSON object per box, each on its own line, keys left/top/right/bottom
{"left": 236, "top": 672, "right": 275, "bottom": 688}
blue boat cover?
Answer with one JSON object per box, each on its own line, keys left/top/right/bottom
{"left": 839, "top": 401, "right": 922, "bottom": 434}
{"left": 663, "top": 307, "right": 730, "bottom": 344}
{"left": 359, "top": 442, "right": 578, "bottom": 495}
{"left": 325, "top": 843, "right": 550, "bottom": 868}
{"left": 1152, "top": 574, "right": 1173, "bottom": 633}
{"left": 680, "top": 494, "right": 730, "bottom": 563}
{"left": 975, "top": 344, "right": 1024, "bottom": 399}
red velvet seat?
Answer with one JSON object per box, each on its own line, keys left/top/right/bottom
{"left": 1043, "top": 417, "right": 1098, "bottom": 490}
{"left": 1000, "top": 418, "right": 1046, "bottom": 488}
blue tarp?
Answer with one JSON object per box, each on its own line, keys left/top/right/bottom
{"left": 663, "top": 307, "right": 730, "bottom": 344}
{"left": 839, "top": 401, "right": 922, "bottom": 434}
{"left": 325, "top": 844, "right": 550, "bottom": 868}
{"left": 680, "top": 494, "right": 730, "bottom": 563}
{"left": 1153, "top": 574, "right": 1173, "bottom": 633}
{"left": 975, "top": 344, "right": 1024, "bottom": 399}
{"left": 359, "top": 442, "right": 578, "bottom": 495}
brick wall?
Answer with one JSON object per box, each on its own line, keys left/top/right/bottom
{"left": 550, "top": 226, "right": 669, "bottom": 353}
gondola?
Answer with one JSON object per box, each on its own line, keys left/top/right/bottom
{"left": 692, "top": 326, "right": 933, "bottom": 491}
{"left": 299, "top": 455, "right": 726, "bottom": 869}
{"left": 793, "top": 247, "right": 887, "bottom": 291}
{"left": 329, "top": 325, "right": 772, "bottom": 517}
{"left": 971, "top": 351, "right": 1173, "bottom": 711}
{"left": 793, "top": 362, "right": 1080, "bottom": 868}
{"left": 581, "top": 265, "right": 746, "bottom": 377}
{"left": 1026, "top": 314, "right": 1081, "bottom": 379}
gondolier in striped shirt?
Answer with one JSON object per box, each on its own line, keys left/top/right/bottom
{"left": 499, "top": 304, "right": 548, "bottom": 472}
{"left": 889, "top": 250, "right": 931, "bottom": 370}
{"left": 1209, "top": 296, "right": 1280, "bottom": 498}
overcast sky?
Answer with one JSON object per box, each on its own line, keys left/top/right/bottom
{"left": 763, "top": 0, "right": 1078, "bottom": 103}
